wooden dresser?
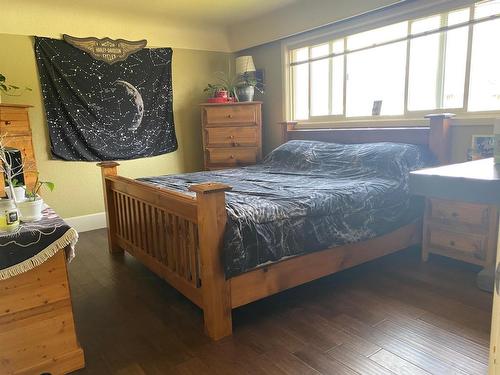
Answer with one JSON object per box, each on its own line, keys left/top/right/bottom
{"left": 200, "top": 102, "right": 262, "bottom": 170}
{"left": 422, "top": 198, "right": 498, "bottom": 267}
{"left": 0, "top": 104, "right": 37, "bottom": 196}
{"left": 0, "top": 250, "right": 85, "bottom": 374}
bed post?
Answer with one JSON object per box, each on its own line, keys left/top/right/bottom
{"left": 97, "top": 162, "right": 123, "bottom": 254}
{"left": 425, "top": 113, "right": 455, "bottom": 165}
{"left": 279, "top": 121, "right": 298, "bottom": 144}
{"left": 189, "top": 182, "right": 233, "bottom": 340}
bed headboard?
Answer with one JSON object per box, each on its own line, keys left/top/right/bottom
{"left": 280, "top": 113, "right": 454, "bottom": 165}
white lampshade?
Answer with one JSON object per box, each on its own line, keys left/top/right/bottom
{"left": 235, "top": 56, "right": 256, "bottom": 74}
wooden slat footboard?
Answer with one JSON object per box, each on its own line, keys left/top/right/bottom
{"left": 98, "top": 162, "right": 233, "bottom": 340}
{"left": 110, "top": 176, "right": 203, "bottom": 306}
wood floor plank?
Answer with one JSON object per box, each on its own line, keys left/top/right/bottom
{"left": 293, "top": 346, "right": 359, "bottom": 375}
{"left": 417, "top": 312, "right": 490, "bottom": 347}
{"left": 377, "top": 316, "right": 489, "bottom": 364}
{"left": 257, "top": 349, "right": 321, "bottom": 375}
{"left": 171, "top": 358, "right": 217, "bottom": 375}
{"left": 327, "top": 345, "right": 394, "bottom": 375}
{"left": 332, "top": 314, "right": 469, "bottom": 375}
{"left": 366, "top": 273, "right": 491, "bottom": 334}
{"left": 369, "top": 349, "right": 430, "bottom": 375}
{"left": 376, "top": 319, "right": 487, "bottom": 374}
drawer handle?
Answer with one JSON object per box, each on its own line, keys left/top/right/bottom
{"left": 4, "top": 121, "right": 11, "bottom": 125}
{"left": 449, "top": 240, "right": 456, "bottom": 246}
{"left": 451, "top": 212, "right": 459, "bottom": 217}
{"left": 226, "top": 114, "right": 233, "bottom": 119}
{"left": 229, "top": 155, "right": 235, "bottom": 159}
{"left": 229, "top": 135, "right": 234, "bottom": 139}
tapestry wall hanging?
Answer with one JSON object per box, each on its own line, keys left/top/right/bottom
{"left": 34, "top": 36, "right": 177, "bottom": 161}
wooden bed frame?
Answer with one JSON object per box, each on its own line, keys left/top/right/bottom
{"left": 98, "top": 113, "right": 453, "bottom": 340}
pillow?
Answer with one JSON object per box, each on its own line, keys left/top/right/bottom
{"left": 263, "top": 140, "right": 345, "bottom": 170}
{"left": 264, "top": 139, "right": 434, "bottom": 177}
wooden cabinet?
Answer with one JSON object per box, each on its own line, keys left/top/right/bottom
{"left": 201, "top": 102, "right": 262, "bottom": 170}
{"left": 0, "top": 250, "right": 85, "bottom": 374}
{"left": 422, "top": 198, "right": 498, "bottom": 267}
{"left": 0, "top": 104, "right": 37, "bottom": 197}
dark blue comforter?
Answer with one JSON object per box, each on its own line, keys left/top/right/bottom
{"left": 139, "top": 140, "right": 434, "bottom": 277}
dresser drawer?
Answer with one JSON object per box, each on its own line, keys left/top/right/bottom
{"left": 429, "top": 199, "right": 489, "bottom": 227}
{"left": 428, "top": 227, "right": 486, "bottom": 260}
{"left": 205, "top": 126, "right": 258, "bottom": 147}
{"left": 0, "top": 107, "right": 29, "bottom": 122}
{"left": 204, "top": 105, "right": 257, "bottom": 126}
{"left": 206, "top": 147, "right": 257, "bottom": 166}
{"left": 0, "top": 120, "right": 30, "bottom": 134}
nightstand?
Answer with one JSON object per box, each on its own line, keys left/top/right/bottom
{"left": 422, "top": 198, "right": 498, "bottom": 267}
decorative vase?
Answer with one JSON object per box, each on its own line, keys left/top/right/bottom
{"left": 237, "top": 86, "right": 254, "bottom": 102}
{"left": 17, "top": 196, "right": 44, "bottom": 222}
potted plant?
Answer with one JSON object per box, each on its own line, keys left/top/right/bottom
{"left": 236, "top": 72, "right": 264, "bottom": 102}
{"left": 16, "top": 173, "right": 55, "bottom": 222}
{"left": 203, "top": 71, "right": 239, "bottom": 102}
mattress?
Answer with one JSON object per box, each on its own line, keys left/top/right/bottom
{"left": 139, "top": 140, "right": 434, "bottom": 277}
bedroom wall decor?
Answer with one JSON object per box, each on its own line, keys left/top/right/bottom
{"left": 62, "top": 35, "right": 147, "bottom": 64}
{"left": 34, "top": 36, "right": 177, "bottom": 161}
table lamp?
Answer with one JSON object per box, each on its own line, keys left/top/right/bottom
{"left": 235, "top": 56, "right": 257, "bottom": 102}
{"left": 235, "top": 56, "right": 256, "bottom": 75}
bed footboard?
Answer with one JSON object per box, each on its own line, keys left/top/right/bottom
{"left": 98, "top": 162, "right": 232, "bottom": 340}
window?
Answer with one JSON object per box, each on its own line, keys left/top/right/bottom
{"left": 288, "top": 0, "right": 500, "bottom": 122}
{"left": 469, "top": 1, "right": 500, "bottom": 111}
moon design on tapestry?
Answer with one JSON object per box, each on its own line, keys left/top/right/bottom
{"left": 113, "top": 80, "right": 144, "bottom": 131}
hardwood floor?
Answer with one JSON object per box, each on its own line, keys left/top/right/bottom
{"left": 70, "top": 229, "right": 492, "bottom": 374}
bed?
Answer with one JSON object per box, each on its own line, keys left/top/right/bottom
{"left": 97, "top": 114, "right": 453, "bottom": 340}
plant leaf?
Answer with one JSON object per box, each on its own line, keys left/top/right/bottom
{"left": 44, "top": 181, "right": 55, "bottom": 191}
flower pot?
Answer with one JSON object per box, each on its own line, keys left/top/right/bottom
{"left": 215, "top": 90, "right": 228, "bottom": 99}
{"left": 237, "top": 86, "right": 254, "bottom": 102}
{"left": 17, "top": 196, "right": 44, "bottom": 222}
{"left": 6, "top": 186, "right": 26, "bottom": 202}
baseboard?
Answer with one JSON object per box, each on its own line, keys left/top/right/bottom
{"left": 64, "top": 212, "right": 107, "bottom": 233}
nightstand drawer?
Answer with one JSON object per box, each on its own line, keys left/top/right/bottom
{"left": 429, "top": 199, "right": 489, "bottom": 226}
{"left": 428, "top": 227, "right": 486, "bottom": 260}
{"left": 205, "top": 127, "right": 258, "bottom": 147}
{"left": 204, "top": 106, "right": 257, "bottom": 126}
{"left": 206, "top": 147, "right": 257, "bottom": 166}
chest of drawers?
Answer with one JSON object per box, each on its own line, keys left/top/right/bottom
{"left": 200, "top": 102, "right": 262, "bottom": 170}
{"left": 422, "top": 198, "right": 498, "bottom": 267}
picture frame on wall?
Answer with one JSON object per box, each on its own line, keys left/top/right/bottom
{"left": 468, "top": 134, "right": 495, "bottom": 160}
{"left": 372, "top": 100, "right": 382, "bottom": 116}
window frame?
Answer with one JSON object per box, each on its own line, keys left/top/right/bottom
{"left": 283, "top": 1, "right": 500, "bottom": 125}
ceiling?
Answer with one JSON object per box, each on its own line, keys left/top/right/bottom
{"left": 29, "top": 0, "right": 302, "bottom": 27}
{"left": 4, "top": 0, "right": 401, "bottom": 51}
